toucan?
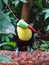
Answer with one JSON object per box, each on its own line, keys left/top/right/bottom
{"left": 16, "top": 19, "right": 40, "bottom": 53}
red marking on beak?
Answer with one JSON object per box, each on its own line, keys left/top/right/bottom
{"left": 28, "top": 25, "right": 39, "bottom": 34}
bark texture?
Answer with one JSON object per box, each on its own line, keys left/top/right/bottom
{"left": 21, "top": 0, "right": 33, "bottom": 23}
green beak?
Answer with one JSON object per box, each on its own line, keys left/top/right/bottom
{"left": 17, "top": 19, "right": 28, "bottom": 28}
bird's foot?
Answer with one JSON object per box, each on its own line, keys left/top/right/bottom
{"left": 16, "top": 48, "right": 19, "bottom": 56}
{"left": 30, "top": 48, "right": 33, "bottom": 53}
{"left": 27, "top": 46, "right": 33, "bottom": 52}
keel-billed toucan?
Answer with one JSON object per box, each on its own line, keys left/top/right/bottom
{"left": 16, "top": 19, "right": 40, "bottom": 53}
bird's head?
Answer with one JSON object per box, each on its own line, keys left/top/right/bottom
{"left": 17, "top": 19, "right": 39, "bottom": 34}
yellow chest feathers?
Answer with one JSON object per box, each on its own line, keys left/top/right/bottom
{"left": 17, "top": 27, "right": 32, "bottom": 41}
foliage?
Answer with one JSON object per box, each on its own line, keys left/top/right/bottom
{"left": 0, "top": 54, "right": 13, "bottom": 63}
{"left": 0, "top": 12, "right": 15, "bottom": 35}
{"left": 39, "top": 40, "right": 49, "bottom": 51}
{"left": 46, "top": 25, "right": 49, "bottom": 31}
{"left": 33, "top": 40, "right": 49, "bottom": 51}
{"left": 42, "top": 9, "right": 49, "bottom": 20}
{"left": 33, "top": 0, "right": 49, "bottom": 33}
{"left": 0, "top": 0, "right": 49, "bottom": 51}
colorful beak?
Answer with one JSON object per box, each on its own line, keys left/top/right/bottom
{"left": 17, "top": 19, "right": 39, "bottom": 34}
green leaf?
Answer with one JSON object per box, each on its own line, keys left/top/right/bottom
{"left": 0, "top": 54, "right": 13, "bottom": 63}
{"left": 36, "top": 14, "right": 39, "bottom": 21}
{"left": 39, "top": 41, "right": 49, "bottom": 51}
{"left": 40, "top": 40, "right": 46, "bottom": 44}
{"left": 46, "top": 25, "right": 49, "bottom": 31}
{"left": 45, "top": 13, "right": 49, "bottom": 20}
{"left": 33, "top": 41, "right": 38, "bottom": 49}
{"left": 30, "top": 23, "right": 34, "bottom": 26}
{"left": 4, "top": 0, "right": 8, "bottom": 4}
{"left": 1, "top": 36, "right": 10, "bottom": 42}
{"left": 8, "top": 34, "right": 13, "bottom": 38}
{"left": 7, "top": 42, "right": 16, "bottom": 48}
{"left": 46, "top": 0, "right": 49, "bottom": 3}
{"left": 20, "top": 0, "right": 27, "bottom": 3}
{"left": 15, "top": 1, "right": 19, "bottom": 6}
{"left": 0, "top": 43, "right": 7, "bottom": 47}
{"left": 39, "top": 47, "right": 46, "bottom": 51}
{"left": 42, "top": 9, "right": 49, "bottom": 20}
{"left": 12, "top": 0, "right": 19, "bottom": 6}
{"left": 0, "top": 42, "right": 16, "bottom": 48}
{"left": 0, "top": 12, "right": 16, "bottom": 35}
{"left": 40, "top": 43, "right": 48, "bottom": 48}
{"left": 5, "top": 11, "right": 11, "bottom": 16}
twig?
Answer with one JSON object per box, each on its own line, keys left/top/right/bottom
{"left": 6, "top": 4, "right": 17, "bottom": 19}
